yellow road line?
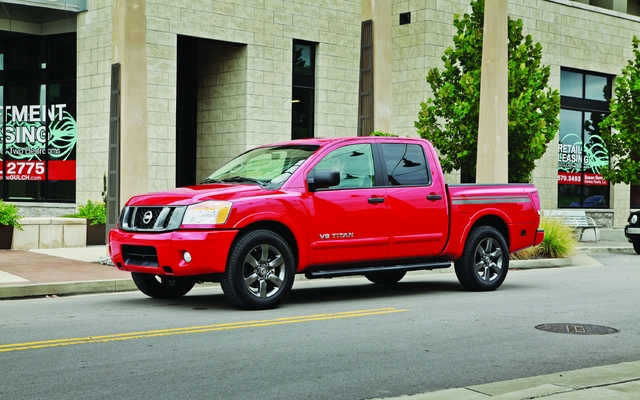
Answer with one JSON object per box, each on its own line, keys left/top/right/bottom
{"left": 0, "top": 308, "right": 407, "bottom": 353}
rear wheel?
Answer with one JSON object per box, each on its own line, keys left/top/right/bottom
{"left": 221, "top": 230, "right": 295, "bottom": 310}
{"left": 131, "top": 273, "right": 196, "bottom": 298}
{"left": 454, "top": 226, "right": 508, "bottom": 291}
{"left": 365, "top": 271, "right": 406, "bottom": 284}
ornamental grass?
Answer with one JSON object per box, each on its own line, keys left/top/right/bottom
{"left": 512, "top": 217, "right": 577, "bottom": 260}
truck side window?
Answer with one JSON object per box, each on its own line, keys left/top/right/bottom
{"left": 312, "top": 143, "right": 375, "bottom": 189}
{"left": 381, "top": 144, "right": 430, "bottom": 186}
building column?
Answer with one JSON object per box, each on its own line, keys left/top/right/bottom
{"left": 612, "top": 0, "right": 627, "bottom": 13}
{"left": 362, "top": 0, "right": 393, "bottom": 134}
{"left": 476, "top": 0, "right": 508, "bottom": 183}
{"left": 112, "top": 0, "right": 148, "bottom": 205}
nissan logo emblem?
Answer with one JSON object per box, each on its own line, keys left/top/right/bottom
{"left": 142, "top": 211, "right": 154, "bottom": 224}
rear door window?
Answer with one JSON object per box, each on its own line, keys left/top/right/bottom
{"left": 380, "top": 144, "right": 430, "bottom": 186}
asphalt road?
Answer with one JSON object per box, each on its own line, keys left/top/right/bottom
{"left": 1, "top": 253, "right": 638, "bottom": 400}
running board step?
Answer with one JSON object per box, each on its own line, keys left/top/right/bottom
{"left": 304, "top": 261, "right": 451, "bottom": 279}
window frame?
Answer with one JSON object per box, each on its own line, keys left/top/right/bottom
{"left": 558, "top": 67, "right": 612, "bottom": 209}
{"left": 291, "top": 39, "right": 316, "bottom": 140}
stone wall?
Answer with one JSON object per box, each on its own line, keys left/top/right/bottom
{"left": 76, "top": 0, "right": 114, "bottom": 205}
{"left": 391, "top": 0, "right": 640, "bottom": 227}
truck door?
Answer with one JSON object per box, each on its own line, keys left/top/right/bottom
{"left": 306, "top": 143, "right": 388, "bottom": 267}
{"left": 380, "top": 143, "right": 448, "bottom": 260}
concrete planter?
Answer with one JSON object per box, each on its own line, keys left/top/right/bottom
{"left": 12, "top": 217, "right": 86, "bottom": 250}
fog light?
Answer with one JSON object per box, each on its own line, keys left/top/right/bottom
{"left": 183, "top": 251, "right": 192, "bottom": 263}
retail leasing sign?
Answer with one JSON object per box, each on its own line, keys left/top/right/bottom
{"left": 0, "top": 104, "right": 77, "bottom": 181}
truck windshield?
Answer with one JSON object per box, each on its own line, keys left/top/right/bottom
{"left": 202, "top": 145, "right": 319, "bottom": 188}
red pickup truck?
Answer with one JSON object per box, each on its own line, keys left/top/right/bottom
{"left": 108, "top": 137, "right": 544, "bottom": 309}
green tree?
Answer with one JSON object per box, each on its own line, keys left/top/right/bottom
{"left": 598, "top": 36, "right": 640, "bottom": 186}
{"left": 415, "top": 0, "right": 560, "bottom": 183}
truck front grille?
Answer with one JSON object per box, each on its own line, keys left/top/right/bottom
{"left": 134, "top": 207, "right": 162, "bottom": 229}
{"left": 119, "top": 206, "right": 186, "bottom": 232}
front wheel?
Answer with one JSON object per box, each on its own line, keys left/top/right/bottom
{"left": 365, "top": 271, "right": 406, "bottom": 284}
{"left": 131, "top": 273, "right": 196, "bottom": 298}
{"left": 454, "top": 226, "right": 509, "bottom": 291}
{"left": 221, "top": 230, "right": 295, "bottom": 310}
{"left": 633, "top": 241, "right": 640, "bottom": 255}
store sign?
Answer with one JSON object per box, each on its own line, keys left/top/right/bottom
{"left": 557, "top": 171, "right": 608, "bottom": 186}
{"left": 0, "top": 104, "right": 77, "bottom": 181}
{"left": 557, "top": 132, "right": 608, "bottom": 186}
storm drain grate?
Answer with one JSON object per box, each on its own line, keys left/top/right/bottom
{"left": 535, "top": 323, "right": 619, "bottom": 335}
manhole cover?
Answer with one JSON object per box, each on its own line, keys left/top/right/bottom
{"left": 535, "top": 323, "right": 619, "bottom": 335}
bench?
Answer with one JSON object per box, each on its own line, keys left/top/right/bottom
{"left": 542, "top": 210, "right": 598, "bottom": 242}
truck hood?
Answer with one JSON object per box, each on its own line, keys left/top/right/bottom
{"left": 125, "top": 184, "right": 275, "bottom": 206}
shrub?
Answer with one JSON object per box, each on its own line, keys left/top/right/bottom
{"left": 63, "top": 200, "right": 107, "bottom": 225}
{"left": 538, "top": 217, "right": 577, "bottom": 258}
{"left": 512, "top": 217, "right": 576, "bottom": 259}
{"left": 0, "top": 200, "right": 23, "bottom": 230}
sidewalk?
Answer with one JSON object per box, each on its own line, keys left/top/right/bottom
{"left": 0, "top": 238, "right": 638, "bottom": 400}
{"left": 0, "top": 246, "right": 137, "bottom": 298}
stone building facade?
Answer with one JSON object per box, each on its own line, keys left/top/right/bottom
{"left": 2, "top": 0, "right": 640, "bottom": 228}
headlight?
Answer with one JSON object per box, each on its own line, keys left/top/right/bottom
{"left": 182, "top": 201, "right": 232, "bottom": 225}
{"left": 631, "top": 214, "right": 638, "bottom": 225}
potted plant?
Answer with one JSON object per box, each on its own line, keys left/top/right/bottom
{"left": 0, "top": 200, "right": 23, "bottom": 249}
{"left": 78, "top": 199, "right": 107, "bottom": 245}
{"left": 62, "top": 175, "right": 109, "bottom": 245}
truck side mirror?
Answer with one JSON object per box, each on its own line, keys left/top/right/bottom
{"left": 307, "top": 170, "right": 340, "bottom": 192}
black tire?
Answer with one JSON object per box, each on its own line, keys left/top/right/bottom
{"left": 365, "top": 271, "right": 406, "bottom": 284}
{"left": 454, "top": 226, "right": 509, "bottom": 291}
{"left": 633, "top": 241, "right": 640, "bottom": 255}
{"left": 221, "top": 230, "right": 295, "bottom": 310}
{"left": 131, "top": 273, "right": 196, "bottom": 299}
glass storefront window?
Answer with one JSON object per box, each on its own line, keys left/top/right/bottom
{"left": 0, "top": 32, "right": 76, "bottom": 202}
{"left": 558, "top": 69, "right": 611, "bottom": 208}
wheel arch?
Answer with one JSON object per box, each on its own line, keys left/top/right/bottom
{"left": 235, "top": 220, "right": 300, "bottom": 269}
{"left": 443, "top": 212, "right": 511, "bottom": 260}
{"left": 470, "top": 215, "right": 509, "bottom": 249}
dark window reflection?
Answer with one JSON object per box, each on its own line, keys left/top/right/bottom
{"left": 292, "top": 87, "right": 313, "bottom": 140}
{"left": 292, "top": 40, "right": 316, "bottom": 139}
{"left": 585, "top": 74, "right": 609, "bottom": 101}
{"left": 293, "top": 44, "right": 312, "bottom": 75}
{"left": 560, "top": 70, "right": 582, "bottom": 98}
{"left": 382, "top": 144, "right": 430, "bottom": 186}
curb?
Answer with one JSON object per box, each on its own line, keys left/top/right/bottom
{"left": 0, "top": 279, "right": 137, "bottom": 300}
{"left": 510, "top": 257, "right": 572, "bottom": 269}
{"left": 575, "top": 246, "right": 636, "bottom": 255}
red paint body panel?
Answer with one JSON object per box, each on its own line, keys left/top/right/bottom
{"left": 108, "top": 137, "right": 543, "bottom": 277}
{"left": 108, "top": 229, "right": 238, "bottom": 275}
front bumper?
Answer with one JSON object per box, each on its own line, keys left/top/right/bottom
{"left": 108, "top": 229, "right": 239, "bottom": 276}
{"left": 625, "top": 225, "right": 640, "bottom": 243}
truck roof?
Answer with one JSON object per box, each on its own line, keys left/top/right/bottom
{"left": 266, "top": 136, "right": 423, "bottom": 148}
